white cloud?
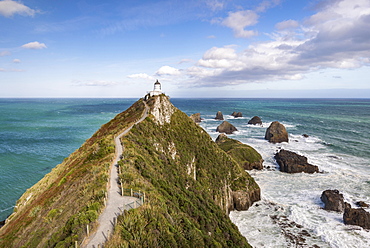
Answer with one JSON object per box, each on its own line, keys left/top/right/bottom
{"left": 156, "top": 65, "right": 181, "bottom": 76}
{"left": 255, "top": 0, "right": 282, "bottom": 12}
{"left": 0, "top": 51, "right": 11, "bottom": 56}
{"left": 13, "top": 58, "right": 21, "bottom": 63}
{"left": 275, "top": 20, "right": 299, "bottom": 30}
{"left": 202, "top": 46, "right": 237, "bottom": 60}
{"left": 127, "top": 73, "right": 154, "bottom": 80}
{"left": 221, "top": 10, "right": 258, "bottom": 38}
{"left": 206, "top": 0, "right": 224, "bottom": 11}
{"left": 178, "top": 59, "right": 193, "bottom": 64}
{"left": 21, "top": 41, "right": 47, "bottom": 49}
{"left": 198, "top": 46, "right": 243, "bottom": 69}
{"left": 0, "top": 0, "right": 37, "bottom": 17}
{"left": 186, "top": 0, "right": 370, "bottom": 87}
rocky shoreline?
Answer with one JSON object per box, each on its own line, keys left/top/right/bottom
{"left": 204, "top": 109, "right": 370, "bottom": 233}
{"left": 321, "top": 189, "right": 370, "bottom": 229}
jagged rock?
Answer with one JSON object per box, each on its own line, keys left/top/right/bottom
{"left": 274, "top": 149, "right": 319, "bottom": 173}
{"left": 189, "top": 113, "right": 201, "bottom": 123}
{"left": 216, "top": 121, "right": 237, "bottom": 134}
{"left": 321, "top": 189, "right": 345, "bottom": 212}
{"left": 216, "top": 134, "right": 264, "bottom": 170}
{"left": 356, "top": 201, "right": 369, "bottom": 208}
{"left": 302, "top": 134, "right": 309, "bottom": 138}
{"left": 248, "top": 116, "right": 262, "bottom": 125}
{"left": 215, "top": 133, "right": 228, "bottom": 143}
{"left": 231, "top": 112, "right": 243, "bottom": 118}
{"left": 343, "top": 205, "right": 370, "bottom": 229}
{"left": 231, "top": 188, "right": 261, "bottom": 211}
{"left": 265, "top": 121, "right": 289, "bottom": 143}
{"left": 150, "top": 95, "right": 175, "bottom": 125}
{"left": 215, "top": 111, "right": 224, "bottom": 120}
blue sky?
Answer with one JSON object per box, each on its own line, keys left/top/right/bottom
{"left": 0, "top": 0, "right": 369, "bottom": 98}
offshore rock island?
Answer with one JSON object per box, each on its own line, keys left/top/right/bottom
{"left": 0, "top": 84, "right": 260, "bottom": 247}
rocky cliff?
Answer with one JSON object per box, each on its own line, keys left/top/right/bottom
{"left": 0, "top": 95, "right": 259, "bottom": 247}
{"left": 107, "top": 95, "right": 259, "bottom": 247}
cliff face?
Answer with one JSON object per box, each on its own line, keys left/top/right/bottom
{"left": 108, "top": 95, "right": 259, "bottom": 247}
{"left": 0, "top": 95, "right": 259, "bottom": 248}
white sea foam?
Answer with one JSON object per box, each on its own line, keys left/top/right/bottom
{"left": 201, "top": 118, "right": 370, "bottom": 248}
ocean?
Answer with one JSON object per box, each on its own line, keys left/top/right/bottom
{"left": 1, "top": 98, "right": 370, "bottom": 247}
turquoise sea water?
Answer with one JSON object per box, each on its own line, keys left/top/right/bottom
{"left": 1, "top": 98, "right": 370, "bottom": 247}
{"left": 0, "top": 98, "right": 136, "bottom": 221}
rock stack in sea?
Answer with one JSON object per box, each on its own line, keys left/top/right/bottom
{"left": 248, "top": 116, "right": 262, "bottom": 125}
{"left": 320, "top": 189, "right": 370, "bottom": 229}
{"left": 321, "top": 189, "right": 345, "bottom": 212}
{"left": 265, "top": 121, "right": 288, "bottom": 143}
{"left": 216, "top": 121, "right": 238, "bottom": 134}
{"left": 215, "top": 111, "right": 224, "bottom": 120}
{"left": 231, "top": 112, "right": 242, "bottom": 118}
{"left": 344, "top": 205, "right": 370, "bottom": 229}
{"left": 274, "top": 149, "right": 319, "bottom": 173}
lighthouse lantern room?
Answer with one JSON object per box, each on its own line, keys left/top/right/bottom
{"left": 149, "top": 80, "right": 162, "bottom": 97}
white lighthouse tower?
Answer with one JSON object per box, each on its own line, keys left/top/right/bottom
{"left": 149, "top": 80, "right": 162, "bottom": 97}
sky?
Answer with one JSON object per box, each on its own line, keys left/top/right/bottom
{"left": 0, "top": 0, "right": 369, "bottom": 98}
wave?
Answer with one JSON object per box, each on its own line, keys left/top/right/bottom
{"left": 0, "top": 205, "right": 14, "bottom": 213}
{"left": 203, "top": 120, "right": 370, "bottom": 247}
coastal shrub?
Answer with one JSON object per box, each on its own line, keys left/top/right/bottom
{"left": 120, "top": 172, "right": 134, "bottom": 184}
{"left": 46, "top": 209, "right": 60, "bottom": 222}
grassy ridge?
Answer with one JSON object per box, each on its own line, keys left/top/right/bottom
{"left": 216, "top": 134, "right": 263, "bottom": 170}
{"left": 106, "top": 95, "right": 257, "bottom": 247}
{"left": 0, "top": 95, "right": 259, "bottom": 247}
{"left": 0, "top": 99, "right": 145, "bottom": 247}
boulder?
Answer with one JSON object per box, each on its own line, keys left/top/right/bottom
{"left": 215, "top": 111, "right": 224, "bottom": 120}
{"left": 231, "top": 112, "right": 243, "bottom": 118}
{"left": 265, "top": 121, "right": 289, "bottom": 143}
{"left": 302, "top": 134, "right": 309, "bottom": 138}
{"left": 274, "top": 149, "right": 319, "bottom": 173}
{"left": 343, "top": 205, "right": 370, "bottom": 229}
{"left": 216, "top": 134, "right": 264, "bottom": 170}
{"left": 189, "top": 113, "right": 201, "bottom": 123}
{"left": 248, "top": 116, "right": 262, "bottom": 125}
{"left": 216, "top": 121, "right": 237, "bottom": 134}
{"left": 321, "top": 189, "right": 345, "bottom": 212}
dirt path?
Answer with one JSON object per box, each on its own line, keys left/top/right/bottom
{"left": 83, "top": 102, "right": 149, "bottom": 248}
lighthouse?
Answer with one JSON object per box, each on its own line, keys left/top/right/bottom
{"left": 149, "top": 80, "right": 162, "bottom": 97}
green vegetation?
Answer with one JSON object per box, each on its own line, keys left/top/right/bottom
{"left": 106, "top": 95, "right": 258, "bottom": 247}
{"left": 0, "top": 99, "right": 145, "bottom": 248}
{"left": 216, "top": 134, "right": 263, "bottom": 170}
{"left": 0, "top": 95, "right": 259, "bottom": 247}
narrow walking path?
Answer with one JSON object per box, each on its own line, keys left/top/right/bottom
{"left": 83, "top": 102, "right": 149, "bottom": 248}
